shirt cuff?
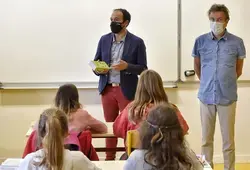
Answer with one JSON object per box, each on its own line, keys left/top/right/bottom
{"left": 192, "top": 54, "right": 200, "bottom": 58}
{"left": 238, "top": 55, "right": 246, "bottom": 59}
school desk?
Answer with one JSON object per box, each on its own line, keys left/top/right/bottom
{"left": 0, "top": 159, "right": 213, "bottom": 170}
{"left": 93, "top": 160, "right": 213, "bottom": 170}
{"left": 25, "top": 121, "right": 125, "bottom": 152}
{"left": 26, "top": 121, "right": 116, "bottom": 138}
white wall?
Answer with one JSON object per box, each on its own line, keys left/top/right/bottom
{"left": 0, "top": 84, "right": 250, "bottom": 162}
{"left": 0, "top": 0, "right": 178, "bottom": 83}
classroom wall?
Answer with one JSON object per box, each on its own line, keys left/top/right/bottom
{"left": 0, "top": 84, "right": 250, "bottom": 163}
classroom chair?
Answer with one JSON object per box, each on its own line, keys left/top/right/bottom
{"left": 23, "top": 130, "right": 99, "bottom": 161}
{"left": 126, "top": 130, "right": 140, "bottom": 156}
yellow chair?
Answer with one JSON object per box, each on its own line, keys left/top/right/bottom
{"left": 126, "top": 130, "right": 140, "bottom": 156}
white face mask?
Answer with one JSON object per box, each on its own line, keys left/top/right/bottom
{"left": 210, "top": 21, "right": 225, "bottom": 35}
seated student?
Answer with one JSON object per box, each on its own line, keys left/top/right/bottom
{"left": 19, "top": 108, "right": 101, "bottom": 170}
{"left": 113, "top": 69, "right": 189, "bottom": 141}
{"left": 23, "top": 128, "right": 99, "bottom": 160}
{"left": 55, "top": 83, "right": 107, "bottom": 133}
{"left": 124, "top": 103, "right": 203, "bottom": 170}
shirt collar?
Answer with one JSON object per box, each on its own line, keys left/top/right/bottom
{"left": 209, "top": 29, "right": 228, "bottom": 40}
{"left": 112, "top": 32, "right": 127, "bottom": 42}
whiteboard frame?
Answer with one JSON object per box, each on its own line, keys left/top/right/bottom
{"left": 0, "top": 1, "right": 180, "bottom": 89}
{"left": 0, "top": 81, "right": 177, "bottom": 89}
{"left": 3, "top": 1, "right": 247, "bottom": 88}
{"left": 177, "top": 0, "right": 182, "bottom": 82}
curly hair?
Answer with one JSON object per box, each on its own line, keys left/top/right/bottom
{"left": 139, "top": 103, "right": 193, "bottom": 170}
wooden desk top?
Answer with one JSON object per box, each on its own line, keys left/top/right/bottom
{"left": 26, "top": 122, "right": 115, "bottom": 138}
{"left": 1, "top": 159, "right": 212, "bottom": 170}
{"left": 0, "top": 159, "right": 125, "bottom": 170}
{"left": 93, "top": 161, "right": 124, "bottom": 170}
{"left": 92, "top": 122, "right": 115, "bottom": 138}
{"left": 93, "top": 160, "right": 212, "bottom": 170}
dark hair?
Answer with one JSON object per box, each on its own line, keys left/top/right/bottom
{"left": 208, "top": 4, "right": 230, "bottom": 20}
{"left": 54, "top": 84, "right": 81, "bottom": 115}
{"left": 113, "top": 8, "right": 131, "bottom": 25}
{"left": 139, "top": 103, "right": 193, "bottom": 170}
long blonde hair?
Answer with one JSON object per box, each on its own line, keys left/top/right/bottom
{"left": 129, "top": 70, "right": 169, "bottom": 122}
{"left": 36, "top": 108, "right": 68, "bottom": 170}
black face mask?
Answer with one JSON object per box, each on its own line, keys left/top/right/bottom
{"left": 110, "top": 21, "right": 123, "bottom": 34}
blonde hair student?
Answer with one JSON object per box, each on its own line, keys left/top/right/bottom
{"left": 113, "top": 69, "right": 189, "bottom": 142}
{"left": 55, "top": 83, "right": 107, "bottom": 133}
{"left": 19, "top": 108, "right": 101, "bottom": 170}
{"left": 124, "top": 103, "right": 203, "bottom": 170}
{"left": 129, "top": 69, "right": 169, "bottom": 122}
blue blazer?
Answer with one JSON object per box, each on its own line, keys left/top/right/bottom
{"left": 94, "top": 31, "right": 147, "bottom": 100}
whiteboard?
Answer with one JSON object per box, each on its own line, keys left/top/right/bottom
{"left": 0, "top": 0, "right": 178, "bottom": 84}
{"left": 181, "top": 0, "right": 250, "bottom": 81}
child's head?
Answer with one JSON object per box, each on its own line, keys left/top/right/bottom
{"left": 36, "top": 108, "right": 68, "bottom": 170}
{"left": 135, "top": 69, "right": 168, "bottom": 103}
{"left": 55, "top": 84, "right": 81, "bottom": 115}
{"left": 139, "top": 103, "right": 192, "bottom": 169}
{"left": 129, "top": 70, "right": 169, "bottom": 122}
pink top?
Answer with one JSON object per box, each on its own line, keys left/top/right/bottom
{"left": 64, "top": 130, "right": 81, "bottom": 150}
{"left": 68, "top": 108, "right": 108, "bottom": 134}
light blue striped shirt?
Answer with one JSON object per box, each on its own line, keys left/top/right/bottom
{"left": 108, "top": 34, "right": 126, "bottom": 84}
{"left": 192, "top": 30, "right": 246, "bottom": 105}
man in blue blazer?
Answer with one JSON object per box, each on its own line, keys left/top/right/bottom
{"left": 93, "top": 8, "right": 147, "bottom": 160}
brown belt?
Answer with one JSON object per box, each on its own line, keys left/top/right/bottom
{"left": 108, "top": 83, "right": 120, "bottom": 87}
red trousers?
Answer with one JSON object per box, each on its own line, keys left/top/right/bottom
{"left": 101, "top": 85, "right": 130, "bottom": 160}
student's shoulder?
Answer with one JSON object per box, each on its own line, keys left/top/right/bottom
{"left": 129, "top": 149, "right": 147, "bottom": 160}
{"left": 70, "top": 150, "right": 85, "bottom": 159}
{"left": 169, "top": 103, "right": 180, "bottom": 110}
{"left": 125, "top": 150, "right": 152, "bottom": 170}
{"left": 78, "top": 108, "right": 89, "bottom": 113}
{"left": 143, "top": 103, "right": 155, "bottom": 117}
{"left": 22, "top": 152, "right": 36, "bottom": 162}
{"left": 68, "top": 151, "right": 87, "bottom": 164}
{"left": 74, "top": 108, "right": 89, "bottom": 117}
{"left": 70, "top": 150, "right": 96, "bottom": 163}
{"left": 19, "top": 151, "right": 41, "bottom": 169}
{"left": 123, "top": 101, "right": 133, "bottom": 112}
{"left": 69, "top": 151, "right": 101, "bottom": 170}
{"left": 24, "top": 149, "right": 44, "bottom": 160}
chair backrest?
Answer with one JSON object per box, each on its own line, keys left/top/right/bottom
{"left": 126, "top": 130, "right": 140, "bottom": 156}
{"left": 64, "top": 130, "right": 81, "bottom": 151}
{"left": 23, "top": 130, "right": 99, "bottom": 161}
{"left": 77, "top": 130, "right": 99, "bottom": 161}
{"left": 22, "top": 130, "right": 38, "bottom": 158}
